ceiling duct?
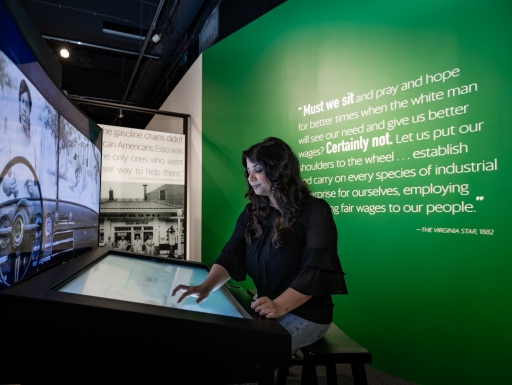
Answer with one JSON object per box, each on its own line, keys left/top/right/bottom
{"left": 74, "top": 56, "right": 97, "bottom": 69}
{"left": 102, "top": 21, "right": 148, "bottom": 41}
{"left": 111, "top": 0, "right": 167, "bottom": 126}
{"left": 199, "top": 4, "right": 219, "bottom": 53}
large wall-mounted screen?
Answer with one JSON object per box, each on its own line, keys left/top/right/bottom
{"left": 0, "top": 0, "right": 101, "bottom": 291}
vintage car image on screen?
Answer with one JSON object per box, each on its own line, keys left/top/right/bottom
{"left": 0, "top": 156, "right": 42, "bottom": 287}
{"left": 0, "top": 156, "right": 98, "bottom": 289}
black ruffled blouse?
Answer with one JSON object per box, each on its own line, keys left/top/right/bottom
{"left": 215, "top": 197, "right": 347, "bottom": 324}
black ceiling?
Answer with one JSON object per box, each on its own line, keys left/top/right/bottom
{"left": 18, "top": 0, "right": 286, "bottom": 129}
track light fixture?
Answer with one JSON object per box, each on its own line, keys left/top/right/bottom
{"left": 151, "top": 33, "right": 161, "bottom": 44}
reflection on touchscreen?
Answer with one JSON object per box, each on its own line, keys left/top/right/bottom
{"left": 58, "top": 254, "right": 243, "bottom": 318}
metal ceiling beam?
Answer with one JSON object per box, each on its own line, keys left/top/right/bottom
{"left": 69, "top": 95, "right": 190, "bottom": 118}
{"left": 152, "top": 0, "right": 222, "bottom": 104}
{"left": 120, "top": 0, "right": 166, "bottom": 105}
{"left": 130, "top": 0, "right": 181, "bottom": 98}
{"left": 42, "top": 35, "right": 160, "bottom": 60}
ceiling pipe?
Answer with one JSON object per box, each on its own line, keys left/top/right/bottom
{"left": 129, "top": 0, "right": 181, "bottom": 102}
{"left": 150, "top": 0, "right": 222, "bottom": 106}
{"left": 114, "top": 0, "right": 167, "bottom": 125}
{"left": 67, "top": 94, "right": 137, "bottom": 105}
{"left": 42, "top": 35, "right": 160, "bottom": 60}
{"left": 69, "top": 95, "right": 190, "bottom": 118}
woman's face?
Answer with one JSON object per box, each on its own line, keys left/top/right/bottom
{"left": 19, "top": 91, "right": 31, "bottom": 130}
{"left": 246, "top": 159, "right": 273, "bottom": 201}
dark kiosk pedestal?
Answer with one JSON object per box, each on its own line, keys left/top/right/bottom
{"left": 0, "top": 248, "right": 290, "bottom": 384}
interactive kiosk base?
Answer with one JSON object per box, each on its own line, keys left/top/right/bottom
{"left": 0, "top": 248, "right": 290, "bottom": 384}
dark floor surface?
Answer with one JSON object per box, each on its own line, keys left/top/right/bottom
{"left": 277, "top": 363, "right": 418, "bottom": 385}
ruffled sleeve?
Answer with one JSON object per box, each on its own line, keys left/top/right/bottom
{"left": 290, "top": 248, "right": 347, "bottom": 295}
{"left": 214, "top": 206, "right": 249, "bottom": 281}
{"left": 290, "top": 198, "right": 348, "bottom": 295}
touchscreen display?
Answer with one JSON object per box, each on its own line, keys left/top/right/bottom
{"left": 57, "top": 253, "right": 245, "bottom": 318}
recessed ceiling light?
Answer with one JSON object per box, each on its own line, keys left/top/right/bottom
{"left": 60, "top": 48, "right": 69, "bottom": 58}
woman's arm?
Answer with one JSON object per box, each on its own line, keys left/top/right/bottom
{"left": 253, "top": 199, "right": 343, "bottom": 319}
{"left": 251, "top": 288, "right": 312, "bottom": 319}
{"left": 171, "top": 263, "right": 231, "bottom": 304}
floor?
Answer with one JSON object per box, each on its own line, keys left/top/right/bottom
{"left": 280, "top": 363, "right": 418, "bottom": 385}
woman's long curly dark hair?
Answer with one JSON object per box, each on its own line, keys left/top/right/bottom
{"left": 242, "top": 137, "right": 311, "bottom": 248}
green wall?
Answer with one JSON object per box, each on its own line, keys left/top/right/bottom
{"left": 202, "top": 1, "right": 512, "bottom": 384}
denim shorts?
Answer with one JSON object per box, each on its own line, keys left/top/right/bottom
{"left": 278, "top": 313, "right": 330, "bottom": 354}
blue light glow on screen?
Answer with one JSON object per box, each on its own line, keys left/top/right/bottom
{"left": 57, "top": 253, "right": 245, "bottom": 318}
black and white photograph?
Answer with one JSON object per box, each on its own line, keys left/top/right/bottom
{"left": 58, "top": 115, "right": 101, "bottom": 213}
{"left": 99, "top": 181, "right": 185, "bottom": 258}
{"left": 99, "top": 124, "right": 186, "bottom": 258}
{"left": 0, "top": 51, "right": 58, "bottom": 201}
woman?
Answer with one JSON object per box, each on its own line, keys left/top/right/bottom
{"left": 172, "top": 137, "right": 346, "bottom": 353}
{"left": 1, "top": 79, "right": 38, "bottom": 199}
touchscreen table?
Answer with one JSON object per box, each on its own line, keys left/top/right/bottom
{"left": 0, "top": 248, "right": 290, "bottom": 385}
{"left": 57, "top": 253, "right": 246, "bottom": 318}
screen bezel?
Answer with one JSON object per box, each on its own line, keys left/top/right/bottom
{"left": 4, "top": 248, "right": 259, "bottom": 327}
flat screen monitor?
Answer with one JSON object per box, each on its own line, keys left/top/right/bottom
{"left": 56, "top": 253, "right": 247, "bottom": 318}
{"left": 0, "top": 0, "right": 102, "bottom": 291}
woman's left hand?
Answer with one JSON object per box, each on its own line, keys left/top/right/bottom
{"left": 251, "top": 296, "right": 281, "bottom": 319}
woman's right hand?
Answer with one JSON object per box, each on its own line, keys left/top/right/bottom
{"left": 171, "top": 264, "right": 231, "bottom": 305}
{"left": 171, "top": 284, "right": 211, "bottom": 304}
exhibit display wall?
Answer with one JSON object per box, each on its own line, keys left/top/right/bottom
{"left": 145, "top": 57, "right": 203, "bottom": 262}
{"left": 202, "top": 0, "right": 512, "bottom": 384}
{"left": 99, "top": 124, "right": 186, "bottom": 258}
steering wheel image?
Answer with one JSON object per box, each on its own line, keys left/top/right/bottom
{"left": 0, "top": 156, "right": 43, "bottom": 288}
